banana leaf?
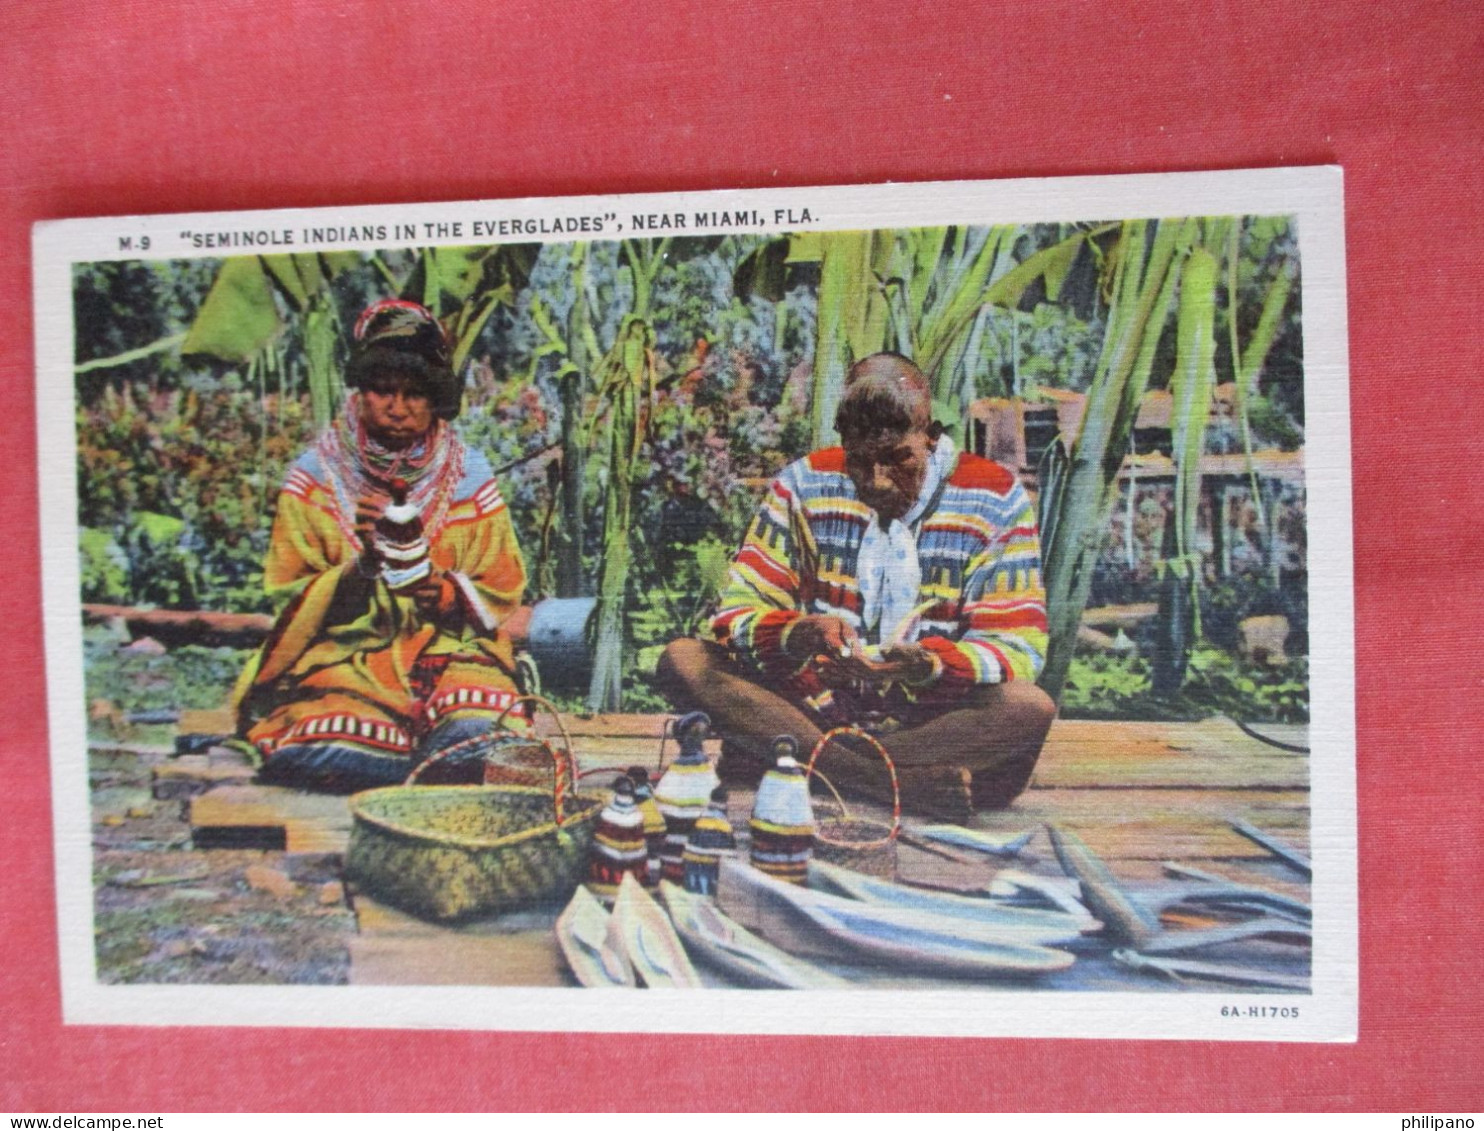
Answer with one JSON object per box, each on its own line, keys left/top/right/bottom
{"left": 403, "top": 244, "right": 538, "bottom": 371}
{"left": 180, "top": 257, "right": 283, "bottom": 363}
{"left": 810, "top": 230, "right": 895, "bottom": 445}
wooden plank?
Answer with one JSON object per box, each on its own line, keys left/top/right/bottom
{"left": 1046, "top": 717, "right": 1308, "bottom": 748}
{"left": 1030, "top": 718, "right": 1309, "bottom": 790}
{"left": 556, "top": 715, "right": 1308, "bottom": 751}
{"left": 89, "top": 741, "right": 174, "bottom": 759}
{"left": 83, "top": 603, "right": 274, "bottom": 648}
{"left": 558, "top": 713, "right": 675, "bottom": 738}
{"left": 347, "top": 893, "right": 568, "bottom": 987}
{"left": 1030, "top": 756, "right": 1307, "bottom": 791}
{"left": 1081, "top": 603, "right": 1159, "bottom": 630}
{"left": 178, "top": 707, "right": 236, "bottom": 735}
{"left": 567, "top": 736, "right": 720, "bottom": 769}
{"left": 992, "top": 788, "right": 1309, "bottom": 827}
{"left": 189, "top": 785, "right": 352, "bottom": 853}
{"left": 152, "top": 760, "right": 255, "bottom": 799}
{"left": 1011, "top": 788, "right": 1306, "bottom": 849}
{"left": 348, "top": 931, "right": 568, "bottom": 986}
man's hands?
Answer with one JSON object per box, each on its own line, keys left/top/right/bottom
{"left": 786, "top": 614, "right": 936, "bottom": 686}
{"left": 785, "top": 613, "right": 860, "bottom": 662}
{"left": 870, "top": 642, "right": 938, "bottom": 686}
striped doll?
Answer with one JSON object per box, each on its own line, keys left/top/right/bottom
{"left": 748, "top": 736, "right": 815, "bottom": 884}
{"left": 627, "top": 766, "right": 668, "bottom": 886}
{"left": 653, "top": 711, "right": 719, "bottom": 884}
{"left": 586, "top": 776, "right": 648, "bottom": 903}
{"left": 682, "top": 786, "right": 736, "bottom": 896}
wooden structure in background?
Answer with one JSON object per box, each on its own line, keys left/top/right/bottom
{"left": 969, "top": 387, "right": 1305, "bottom": 584}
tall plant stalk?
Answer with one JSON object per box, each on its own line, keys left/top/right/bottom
{"left": 559, "top": 248, "right": 591, "bottom": 597}
{"left": 587, "top": 316, "right": 655, "bottom": 712}
{"left": 1152, "top": 242, "right": 1220, "bottom": 692}
{"left": 1038, "top": 219, "right": 1194, "bottom": 701}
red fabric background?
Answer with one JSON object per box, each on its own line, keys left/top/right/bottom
{"left": 2, "top": 0, "right": 1480, "bottom": 1112}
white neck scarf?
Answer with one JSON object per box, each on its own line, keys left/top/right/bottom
{"left": 857, "top": 435, "right": 957, "bottom": 644}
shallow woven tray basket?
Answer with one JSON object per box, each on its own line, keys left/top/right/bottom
{"left": 347, "top": 707, "right": 604, "bottom": 922}
{"left": 806, "top": 726, "right": 902, "bottom": 881}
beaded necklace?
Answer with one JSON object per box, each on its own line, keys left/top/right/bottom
{"left": 316, "top": 393, "right": 465, "bottom": 546}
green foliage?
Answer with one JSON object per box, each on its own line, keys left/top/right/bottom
{"left": 1185, "top": 648, "right": 1309, "bottom": 723}
{"left": 982, "top": 302, "right": 1102, "bottom": 398}
{"left": 405, "top": 244, "right": 539, "bottom": 371}
{"left": 79, "top": 528, "right": 130, "bottom": 603}
{"left": 1060, "top": 653, "right": 1156, "bottom": 718}
{"left": 747, "top": 224, "right": 1107, "bottom": 447}
{"left": 1060, "top": 649, "right": 1308, "bottom": 723}
{"left": 76, "top": 381, "right": 313, "bottom": 613}
{"left": 588, "top": 315, "right": 656, "bottom": 712}
{"left": 1037, "top": 215, "right": 1305, "bottom": 702}
{"left": 73, "top": 224, "right": 1306, "bottom": 715}
{"left": 180, "top": 256, "right": 284, "bottom": 362}
{"left": 83, "top": 626, "right": 253, "bottom": 717}
{"left": 1039, "top": 218, "right": 1193, "bottom": 701}
{"left": 74, "top": 260, "right": 221, "bottom": 393}
{"left": 1245, "top": 392, "right": 1305, "bottom": 450}
{"left": 626, "top": 535, "right": 733, "bottom": 712}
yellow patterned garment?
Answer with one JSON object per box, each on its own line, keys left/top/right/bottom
{"left": 234, "top": 420, "right": 526, "bottom": 787}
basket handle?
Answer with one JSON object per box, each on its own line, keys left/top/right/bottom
{"left": 492, "top": 693, "right": 582, "bottom": 806}
{"left": 403, "top": 727, "right": 499, "bottom": 784}
{"left": 655, "top": 715, "right": 672, "bottom": 773}
{"left": 403, "top": 731, "right": 578, "bottom": 829}
{"left": 805, "top": 725, "right": 902, "bottom": 843}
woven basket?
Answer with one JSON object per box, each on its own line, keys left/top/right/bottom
{"left": 347, "top": 723, "right": 603, "bottom": 922}
{"left": 481, "top": 695, "right": 579, "bottom": 792}
{"left": 805, "top": 726, "right": 901, "bottom": 880}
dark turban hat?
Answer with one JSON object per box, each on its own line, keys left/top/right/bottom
{"left": 345, "top": 299, "right": 462, "bottom": 421}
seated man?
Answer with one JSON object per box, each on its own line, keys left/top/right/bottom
{"left": 233, "top": 300, "right": 527, "bottom": 791}
{"left": 657, "top": 352, "right": 1056, "bottom": 822}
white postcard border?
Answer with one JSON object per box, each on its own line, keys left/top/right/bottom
{"left": 34, "top": 166, "right": 1356, "bottom": 1042}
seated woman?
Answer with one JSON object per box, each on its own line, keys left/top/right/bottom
{"left": 234, "top": 300, "right": 527, "bottom": 791}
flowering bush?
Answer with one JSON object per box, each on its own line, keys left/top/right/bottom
{"left": 76, "top": 380, "right": 313, "bottom": 612}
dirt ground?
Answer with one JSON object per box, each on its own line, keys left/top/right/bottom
{"left": 90, "top": 745, "right": 356, "bottom": 985}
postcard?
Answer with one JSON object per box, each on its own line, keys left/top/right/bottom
{"left": 33, "top": 167, "right": 1355, "bottom": 1040}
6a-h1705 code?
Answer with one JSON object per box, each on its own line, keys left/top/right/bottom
{"left": 1220, "top": 1005, "right": 1300, "bottom": 1018}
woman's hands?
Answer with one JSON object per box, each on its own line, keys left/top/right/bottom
{"left": 407, "top": 568, "right": 456, "bottom": 621}
{"left": 353, "top": 496, "right": 384, "bottom": 576}
{"left": 353, "top": 493, "right": 452, "bottom": 621}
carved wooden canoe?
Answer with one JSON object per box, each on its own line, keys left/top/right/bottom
{"left": 660, "top": 881, "right": 845, "bottom": 990}
{"left": 906, "top": 824, "right": 1037, "bottom": 857}
{"left": 554, "top": 884, "right": 635, "bottom": 988}
{"left": 805, "top": 858, "right": 1096, "bottom": 941}
{"left": 718, "top": 857, "right": 1074, "bottom": 978}
{"left": 606, "top": 871, "right": 702, "bottom": 988}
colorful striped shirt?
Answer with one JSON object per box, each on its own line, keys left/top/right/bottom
{"left": 711, "top": 447, "right": 1047, "bottom": 699}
